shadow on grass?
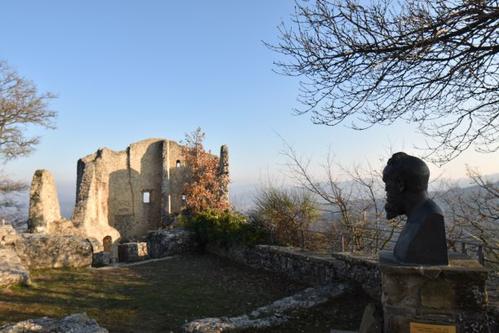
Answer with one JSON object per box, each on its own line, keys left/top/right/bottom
{"left": 0, "top": 254, "right": 308, "bottom": 333}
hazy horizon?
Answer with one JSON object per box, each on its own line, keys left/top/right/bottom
{"left": 8, "top": 169, "right": 497, "bottom": 221}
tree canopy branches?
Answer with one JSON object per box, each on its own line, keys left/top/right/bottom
{"left": 0, "top": 60, "right": 56, "bottom": 160}
{"left": 268, "top": 0, "right": 499, "bottom": 163}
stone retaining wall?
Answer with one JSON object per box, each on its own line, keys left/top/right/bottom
{"left": 208, "top": 245, "right": 498, "bottom": 326}
{"left": 208, "top": 245, "right": 381, "bottom": 299}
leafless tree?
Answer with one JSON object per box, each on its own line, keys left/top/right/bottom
{"left": 345, "top": 164, "right": 401, "bottom": 251}
{"left": 268, "top": 0, "right": 499, "bottom": 164}
{"left": 281, "top": 141, "right": 401, "bottom": 253}
{"left": 0, "top": 60, "right": 56, "bottom": 160}
{"left": 441, "top": 167, "right": 499, "bottom": 264}
{"left": 0, "top": 60, "right": 56, "bottom": 227}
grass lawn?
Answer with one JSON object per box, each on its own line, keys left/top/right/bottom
{"left": 0, "top": 254, "right": 367, "bottom": 332}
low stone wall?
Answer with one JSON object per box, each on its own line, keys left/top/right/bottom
{"left": 0, "top": 225, "right": 94, "bottom": 286}
{"left": 0, "top": 313, "right": 108, "bottom": 333}
{"left": 91, "top": 228, "right": 196, "bottom": 266}
{"left": 15, "top": 234, "right": 93, "bottom": 269}
{"left": 208, "top": 245, "right": 381, "bottom": 299}
{"left": 183, "top": 283, "right": 352, "bottom": 332}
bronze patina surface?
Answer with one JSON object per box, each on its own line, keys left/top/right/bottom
{"left": 381, "top": 152, "right": 448, "bottom": 266}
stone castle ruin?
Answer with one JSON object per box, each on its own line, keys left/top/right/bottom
{"left": 27, "top": 137, "right": 229, "bottom": 246}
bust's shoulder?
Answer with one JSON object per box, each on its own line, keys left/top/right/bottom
{"left": 421, "top": 198, "right": 444, "bottom": 217}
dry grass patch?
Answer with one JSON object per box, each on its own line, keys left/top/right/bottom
{"left": 0, "top": 254, "right": 307, "bottom": 332}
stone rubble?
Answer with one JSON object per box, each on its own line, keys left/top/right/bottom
{"left": 183, "top": 283, "right": 352, "bottom": 333}
{"left": 0, "top": 313, "right": 108, "bottom": 333}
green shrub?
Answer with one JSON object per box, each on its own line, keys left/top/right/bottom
{"left": 252, "top": 186, "right": 319, "bottom": 249}
{"left": 182, "top": 210, "right": 269, "bottom": 250}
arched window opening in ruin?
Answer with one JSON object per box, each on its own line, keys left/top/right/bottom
{"left": 181, "top": 194, "right": 186, "bottom": 202}
{"left": 176, "top": 160, "right": 181, "bottom": 168}
{"left": 103, "top": 236, "right": 112, "bottom": 253}
{"left": 143, "top": 191, "right": 151, "bottom": 203}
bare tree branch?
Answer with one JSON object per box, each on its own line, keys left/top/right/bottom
{"left": 268, "top": 0, "right": 499, "bottom": 164}
{"left": 0, "top": 60, "right": 56, "bottom": 160}
{"left": 281, "top": 139, "right": 401, "bottom": 253}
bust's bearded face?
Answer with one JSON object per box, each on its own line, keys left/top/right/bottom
{"left": 383, "top": 172, "right": 405, "bottom": 220}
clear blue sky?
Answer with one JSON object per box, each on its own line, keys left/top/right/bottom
{"left": 1, "top": 1, "right": 498, "bottom": 205}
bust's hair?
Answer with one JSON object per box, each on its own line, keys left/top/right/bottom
{"left": 384, "top": 152, "right": 430, "bottom": 192}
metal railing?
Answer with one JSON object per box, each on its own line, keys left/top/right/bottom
{"left": 448, "top": 239, "right": 499, "bottom": 266}
{"left": 300, "top": 225, "right": 498, "bottom": 267}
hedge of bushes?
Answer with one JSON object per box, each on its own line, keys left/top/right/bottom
{"left": 182, "top": 210, "right": 269, "bottom": 249}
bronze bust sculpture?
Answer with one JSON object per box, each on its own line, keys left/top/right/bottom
{"left": 381, "top": 152, "right": 448, "bottom": 265}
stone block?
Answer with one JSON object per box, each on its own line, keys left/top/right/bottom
{"left": 420, "top": 280, "right": 455, "bottom": 309}
{"left": 92, "top": 252, "right": 112, "bottom": 267}
{"left": 118, "top": 242, "right": 148, "bottom": 262}
{"left": 380, "top": 254, "right": 490, "bottom": 332}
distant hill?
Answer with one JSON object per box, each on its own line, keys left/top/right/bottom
{"left": 2, "top": 172, "right": 497, "bottom": 233}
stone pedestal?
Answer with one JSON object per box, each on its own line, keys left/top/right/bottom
{"left": 380, "top": 252, "right": 489, "bottom": 333}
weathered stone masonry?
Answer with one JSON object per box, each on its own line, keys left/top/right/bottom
{"left": 209, "top": 245, "right": 381, "bottom": 299}
{"left": 28, "top": 137, "right": 229, "bottom": 247}
{"left": 28, "top": 170, "right": 62, "bottom": 233}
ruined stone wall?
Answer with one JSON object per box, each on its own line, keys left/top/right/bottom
{"left": 28, "top": 170, "right": 62, "bottom": 233}
{"left": 16, "top": 234, "right": 93, "bottom": 269}
{"left": 72, "top": 138, "right": 194, "bottom": 244}
{"left": 164, "top": 141, "right": 187, "bottom": 215}
{"left": 218, "top": 145, "right": 229, "bottom": 204}
{"left": 26, "top": 137, "right": 228, "bottom": 246}
{"left": 116, "top": 139, "right": 163, "bottom": 239}
{"left": 72, "top": 148, "right": 123, "bottom": 244}
{"left": 98, "top": 148, "right": 131, "bottom": 238}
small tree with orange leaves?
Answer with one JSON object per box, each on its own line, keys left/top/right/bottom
{"left": 181, "top": 128, "right": 230, "bottom": 214}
